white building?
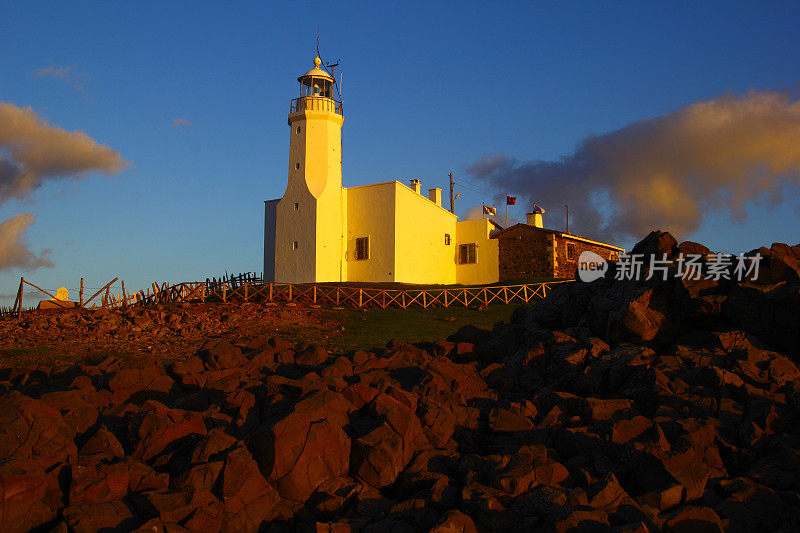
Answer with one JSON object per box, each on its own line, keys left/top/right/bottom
{"left": 264, "top": 57, "right": 499, "bottom": 285}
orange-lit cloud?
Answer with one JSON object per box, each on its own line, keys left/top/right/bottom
{"left": 467, "top": 90, "right": 800, "bottom": 241}
{"left": 34, "top": 65, "right": 90, "bottom": 93}
{"left": 172, "top": 118, "right": 192, "bottom": 129}
{"left": 0, "top": 213, "right": 53, "bottom": 272}
{"left": 0, "top": 102, "right": 128, "bottom": 205}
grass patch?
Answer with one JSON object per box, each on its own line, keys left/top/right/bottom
{"left": 0, "top": 346, "right": 59, "bottom": 366}
{"left": 332, "top": 304, "right": 521, "bottom": 351}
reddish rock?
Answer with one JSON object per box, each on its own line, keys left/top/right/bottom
{"left": 69, "top": 459, "right": 129, "bottom": 505}
{"left": 0, "top": 462, "right": 57, "bottom": 533}
{"left": 63, "top": 501, "right": 139, "bottom": 532}
{"left": 0, "top": 391, "right": 77, "bottom": 469}
{"left": 108, "top": 362, "right": 173, "bottom": 404}
{"left": 220, "top": 447, "right": 279, "bottom": 530}
{"left": 295, "top": 345, "right": 329, "bottom": 366}
{"left": 429, "top": 509, "right": 478, "bottom": 533}
{"left": 489, "top": 407, "right": 535, "bottom": 432}
{"left": 200, "top": 339, "right": 246, "bottom": 370}
{"left": 38, "top": 389, "right": 99, "bottom": 434}
{"left": 132, "top": 402, "right": 207, "bottom": 464}
{"left": 662, "top": 505, "right": 724, "bottom": 532}
{"left": 80, "top": 426, "right": 125, "bottom": 461}
{"left": 251, "top": 411, "right": 350, "bottom": 503}
{"left": 611, "top": 416, "right": 654, "bottom": 444}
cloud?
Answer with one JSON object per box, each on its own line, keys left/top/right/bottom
{"left": 172, "top": 118, "right": 192, "bottom": 129}
{"left": 467, "top": 89, "right": 800, "bottom": 242}
{"left": 34, "top": 65, "right": 90, "bottom": 93}
{"left": 0, "top": 102, "right": 128, "bottom": 206}
{"left": 0, "top": 213, "right": 53, "bottom": 272}
{"left": 463, "top": 204, "right": 503, "bottom": 225}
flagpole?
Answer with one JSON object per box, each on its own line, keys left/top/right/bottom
{"left": 506, "top": 201, "right": 509, "bottom": 227}
{"left": 482, "top": 202, "right": 485, "bottom": 219}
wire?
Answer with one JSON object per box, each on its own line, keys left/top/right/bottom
{"left": 456, "top": 177, "right": 496, "bottom": 194}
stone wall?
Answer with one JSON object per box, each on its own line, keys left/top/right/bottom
{"left": 496, "top": 226, "right": 621, "bottom": 280}
{"left": 554, "top": 236, "right": 621, "bottom": 279}
{"left": 496, "top": 227, "right": 554, "bottom": 281}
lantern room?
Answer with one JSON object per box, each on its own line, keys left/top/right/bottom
{"left": 290, "top": 57, "right": 343, "bottom": 116}
{"left": 298, "top": 57, "right": 333, "bottom": 98}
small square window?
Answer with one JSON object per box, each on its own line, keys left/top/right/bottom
{"left": 293, "top": 202, "right": 299, "bottom": 211}
{"left": 444, "top": 233, "right": 451, "bottom": 245}
{"left": 458, "top": 243, "right": 476, "bottom": 264}
{"left": 567, "top": 243, "right": 577, "bottom": 261}
{"left": 291, "top": 241, "right": 298, "bottom": 250}
{"left": 355, "top": 237, "right": 370, "bottom": 260}
{"left": 295, "top": 162, "right": 300, "bottom": 170}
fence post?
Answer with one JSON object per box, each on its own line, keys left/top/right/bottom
{"left": 359, "top": 289, "right": 363, "bottom": 307}
{"left": 244, "top": 283, "right": 249, "bottom": 302}
{"left": 288, "top": 284, "right": 293, "bottom": 301}
{"left": 313, "top": 285, "right": 317, "bottom": 303}
{"left": 17, "top": 277, "right": 23, "bottom": 319}
{"left": 269, "top": 283, "right": 273, "bottom": 301}
{"left": 222, "top": 284, "right": 227, "bottom": 303}
{"left": 79, "top": 278, "right": 84, "bottom": 307}
{"left": 121, "top": 281, "right": 128, "bottom": 309}
{"left": 336, "top": 287, "right": 340, "bottom": 304}
{"left": 422, "top": 291, "right": 427, "bottom": 308}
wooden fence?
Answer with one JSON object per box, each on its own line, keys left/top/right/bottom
{"left": 137, "top": 280, "right": 572, "bottom": 309}
{"left": 3, "top": 272, "right": 570, "bottom": 317}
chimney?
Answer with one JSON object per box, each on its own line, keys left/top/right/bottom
{"left": 409, "top": 179, "right": 422, "bottom": 194}
{"left": 428, "top": 188, "right": 442, "bottom": 206}
{"left": 526, "top": 211, "right": 543, "bottom": 228}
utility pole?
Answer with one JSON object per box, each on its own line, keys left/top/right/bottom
{"left": 565, "top": 204, "right": 569, "bottom": 234}
{"left": 449, "top": 172, "right": 455, "bottom": 213}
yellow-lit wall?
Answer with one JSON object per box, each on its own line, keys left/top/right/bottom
{"left": 345, "top": 183, "right": 396, "bottom": 282}
{"left": 455, "top": 218, "right": 499, "bottom": 285}
{"left": 393, "top": 182, "right": 458, "bottom": 284}
{"left": 274, "top": 105, "right": 344, "bottom": 283}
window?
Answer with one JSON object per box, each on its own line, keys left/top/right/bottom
{"left": 459, "top": 243, "right": 476, "bottom": 264}
{"left": 295, "top": 162, "right": 300, "bottom": 170}
{"left": 296, "top": 126, "right": 301, "bottom": 134}
{"left": 293, "top": 202, "right": 299, "bottom": 211}
{"left": 355, "top": 237, "right": 370, "bottom": 260}
{"left": 567, "top": 243, "right": 577, "bottom": 261}
{"left": 291, "top": 241, "right": 298, "bottom": 250}
{"left": 444, "top": 233, "right": 451, "bottom": 245}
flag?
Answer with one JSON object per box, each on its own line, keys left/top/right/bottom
{"left": 506, "top": 195, "right": 517, "bottom": 205}
{"left": 483, "top": 205, "right": 496, "bottom": 216}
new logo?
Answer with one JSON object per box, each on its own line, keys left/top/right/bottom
{"left": 577, "top": 251, "right": 608, "bottom": 282}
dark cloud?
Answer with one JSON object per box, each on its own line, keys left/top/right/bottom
{"left": 467, "top": 90, "right": 800, "bottom": 242}
{"left": 0, "top": 213, "right": 53, "bottom": 272}
{"left": 0, "top": 102, "right": 128, "bottom": 205}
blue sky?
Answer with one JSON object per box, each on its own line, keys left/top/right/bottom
{"left": 1, "top": 1, "right": 799, "bottom": 303}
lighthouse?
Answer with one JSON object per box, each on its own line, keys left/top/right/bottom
{"left": 264, "top": 55, "right": 502, "bottom": 285}
{"left": 268, "top": 57, "right": 345, "bottom": 283}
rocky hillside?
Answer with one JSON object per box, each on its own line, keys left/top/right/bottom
{"left": 1, "top": 232, "right": 799, "bottom": 532}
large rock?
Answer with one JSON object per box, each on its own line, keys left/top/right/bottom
{"left": 0, "top": 392, "right": 77, "bottom": 469}
{"left": 250, "top": 411, "right": 350, "bottom": 503}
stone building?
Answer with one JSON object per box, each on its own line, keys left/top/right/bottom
{"left": 491, "top": 211, "right": 624, "bottom": 280}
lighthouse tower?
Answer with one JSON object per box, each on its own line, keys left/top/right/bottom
{"left": 270, "top": 56, "right": 345, "bottom": 283}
